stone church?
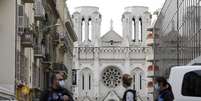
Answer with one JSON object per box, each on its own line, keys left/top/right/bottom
{"left": 72, "top": 6, "right": 154, "bottom": 101}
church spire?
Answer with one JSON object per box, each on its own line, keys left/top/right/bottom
{"left": 110, "top": 19, "right": 113, "bottom": 30}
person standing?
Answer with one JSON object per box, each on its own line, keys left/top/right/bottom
{"left": 154, "top": 77, "right": 174, "bottom": 101}
{"left": 122, "top": 74, "right": 136, "bottom": 101}
{"left": 40, "top": 73, "right": 74, "bottom": 101}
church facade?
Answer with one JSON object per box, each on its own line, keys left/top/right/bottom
{"left": 72, "top": 6, "right": 154, "bottom": 101}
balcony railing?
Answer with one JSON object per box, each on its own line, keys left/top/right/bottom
{"left": 21, "top": 29, "right": 33, "bottom": 47}
{"left": 22, "top": 0, "right": 34, "bottom": 3}
{"left": 34, "top": 45, "right": 45, "bottom": 58}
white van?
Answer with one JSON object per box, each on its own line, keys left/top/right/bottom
{"left": 168, "top": 66, "right": 201, "bottom": 101}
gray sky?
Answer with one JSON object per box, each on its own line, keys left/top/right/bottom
{"left": 67, "top": 0, "right": 165, "bottom": 36}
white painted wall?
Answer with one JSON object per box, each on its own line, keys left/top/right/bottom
{"left": 0, "top": 0, "right": 16, "bottom": 94}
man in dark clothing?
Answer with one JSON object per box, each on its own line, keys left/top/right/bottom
{"left": 155, "top": 77, "right": 174, "bottom": 101}
{"left": 40, "top": 73, "right": 74, "bottom": 101}
{"left": 158, "top": 88, "right": 174, "bottom": 101}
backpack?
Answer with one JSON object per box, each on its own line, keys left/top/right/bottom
{"left": 122, "top": 89, "right": 136, "bottom": 101}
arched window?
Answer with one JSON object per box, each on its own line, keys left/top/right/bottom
{"left": 139, "top": 72, "right": 145, "bottom": 90}
{"left": 133, "top": 75, "right": 136, "bottom": 90}
{"left": 82, "top": 75, "right": 84, "bottom": 90}
{"left": 81, "top": 18, "right": 85, "bottom": 42}
{"left": 80, "top": 68, "right": 93, "bottom": 91}
{"left": 140, "top": 75, "right": 142, "bottom": 89}
{"left": 132, "top": 68, "right": 145, "bottom": 91}
{"left": 89, "top": 75, "right": 91, "bottom": 90}
{"left": 88, "top": 18, "right": 92, "bottom": 41}
{"left": 139, "top": 18, "right": 143, "bottom": 42}
{"left": 132, "top": 18, "right": 136, "bottom": 42}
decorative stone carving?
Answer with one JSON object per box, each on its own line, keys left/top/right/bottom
{"left": 102, "top": 66, "right": 122, "bottom": 88}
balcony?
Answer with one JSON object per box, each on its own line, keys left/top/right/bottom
{"left": 34, "top": 0, "right": 45, "bottom": 20}
{"left": 34, "top": 45, "right": 45, "bottom": 58}
{"left": 22, "top": 0, "right": 34, "bottom": 3}
{"left": 21, "top": 29, "right": 33, "bottom": 47}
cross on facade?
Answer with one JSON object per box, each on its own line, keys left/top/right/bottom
{"left": 110, "top": 19, "right": 113, "bottom": 30}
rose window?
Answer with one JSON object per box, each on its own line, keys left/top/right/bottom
{"left": 102, "top": 67, "right": 122, "bottom": 88}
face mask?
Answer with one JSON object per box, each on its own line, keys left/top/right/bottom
{"left": 59, "top": 80, "right": 65, "bottom": 88}
{"left": 154, "top": 83, "right": 160, "bottom": 91}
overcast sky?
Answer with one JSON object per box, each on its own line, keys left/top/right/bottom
{"left": 67, "top": 0, "right": 165, "bottom": 36}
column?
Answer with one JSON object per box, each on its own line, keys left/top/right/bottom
{"left": 122, "top": 18, "right": 129, "bottom": 46}
{"left": 74, "top": 18, "right": 82, "bottom": 45}
{"left": 94, "top": 47, "right": 100, "bottom": 99}
{"left": 74, "top": 47, "right": 80, "bottom": 98}
{"left": 95, "top": 19, "right": 101, "bottom": 47}
{"left": 124, "top": 47, "right": 130, "bottom": 74}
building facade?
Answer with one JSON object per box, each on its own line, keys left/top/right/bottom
{"left": 72, "top": 6, "right": 154, "bottom": 101}
{"left": 0, "top": 0, "right": 16, "bottom": 100}
{"left": 153, "top": 0, "right": 201, "bottom": 77}
{"left": 15, "top": 0, "right": 77, "bottom": 100}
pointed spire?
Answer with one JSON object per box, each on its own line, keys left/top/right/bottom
{"left": 110, "top": 19, "right": 113, "bottom": 30}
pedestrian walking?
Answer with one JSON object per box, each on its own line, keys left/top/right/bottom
{"left": 154, "top": 77, "right": 174, "bottom": 101}
{"left": 40, "top": 73, "right": 74, "bottom": 101}
{"left": 122, "top": 74, "right": 136, "bottom": 101}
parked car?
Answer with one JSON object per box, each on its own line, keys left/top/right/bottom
{"left": 168, "top": 66, "right": 201, "bottom": 101}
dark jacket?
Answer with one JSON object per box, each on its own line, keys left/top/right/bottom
{"left": 157, "top": 88, "right": 174, "bottom": 101}
{"left": 40, "top": 87, "right": 74, "bottom": 101}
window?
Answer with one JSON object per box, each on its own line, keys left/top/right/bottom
{"left": 81, "top": 68, "right": 93, "bottom": 91}
{"left": 182, "top": 70, "right": 201, "bottom": 97}
{"left": 132, "top": 68, "right": 144, "bottom": 91}
{"left": 82, "top": 75, "right": 84, "bottom": 90}
{"left": 139, "top": 18, "right": 143, "bottom": 42}
{"left": 102, "top": 67, "right": 122, "bottom": 88}
{"left": 39, "top": 68, "right": 40, "bottom": 87}
{"left": 140, "top": 75, "right": 142, "bottom": 89}
{"left": 17, "top": 5, "right": 24, "bottom": 33}
{"left": 132, "top": 18, "right": 136, "bottom": 42}
{"left": 200, "top": 1, "right": 201, "bottom": 6}
{"left": 133, "top": 75, "right": 136, "bottom": 90}
{"left": 81, "top": 18, "right": 85, "bottom": 42}
{"left": 88, "top": 18, "right": 92, "bottom": 41}
{"left": 89, "top": 75, "right": 91, "bottom": 90}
